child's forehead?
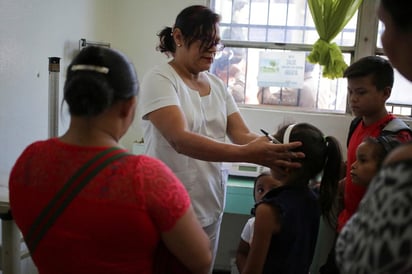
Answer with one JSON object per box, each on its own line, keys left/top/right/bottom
{"left": 358, "top": 141, "right": 374, "bottom": 149}
{"left": 357, "top": 141, "right": 379, "bottom": 155}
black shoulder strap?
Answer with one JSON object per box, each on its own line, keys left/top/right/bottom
{"left": 24, "top": 147, "right": 130, "bottom": 254}
{"left": 347, "top": 116, "right": 362, "bottom": 147}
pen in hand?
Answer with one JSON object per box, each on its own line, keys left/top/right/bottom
{"left": 260, "top": 129, "right": 281, "bottom": 144}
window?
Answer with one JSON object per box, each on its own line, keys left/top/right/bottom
{"left": 209, "top": 0, "right": 412, "bottom": 116}
{"left": 377, "top": 22, "right": 412, "bottom": 113}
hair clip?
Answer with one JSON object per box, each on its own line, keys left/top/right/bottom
{"left": 71, "top": 64, "right": 109, "bottom": 74}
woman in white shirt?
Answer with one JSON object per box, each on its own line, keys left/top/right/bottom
{"left": 138, "top": 5, "right": 304, "bottom": 271}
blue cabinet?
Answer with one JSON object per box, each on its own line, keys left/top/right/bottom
{"left": 225, "top": 176, "right": 255, "bottom": 215}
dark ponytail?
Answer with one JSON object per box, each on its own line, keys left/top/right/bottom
{"left": 156, "top": 27, "right": 176, "bottom": 57}
{"left": 319, "top": 136, "right": 343, "bottom": 225}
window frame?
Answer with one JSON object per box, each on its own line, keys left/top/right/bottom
{"left": 208, "top": 0, "right": 397, "bottom": 115}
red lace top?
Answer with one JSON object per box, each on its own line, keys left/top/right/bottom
{"left": 9, "top": 138, "right": 190, "bottom": 274}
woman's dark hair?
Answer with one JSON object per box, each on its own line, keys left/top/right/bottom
{"left": 156, "top": 5, "right": 220, "bottom": 56}
{"left": 275, "top": 123, "right": 343, "bottom": 224}
{"left": 363, "top": 135, "right": 402, "bottom": 169}
{"left": 343, "top": 56, "right": 394, "bottom": 90}
{"left": 381, "top": 0, "right": 412, "bottom": 33}
{"left": 63, "top": 46, "right": 139, "bottom": 116}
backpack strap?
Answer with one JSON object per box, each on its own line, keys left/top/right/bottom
{"left": 24, "top": 146, "right": 130, "bottom": 254}
{"left": 346, "top": 116, "right": 362, "bottom": 147}
{"left": 347, "top": 116, "right": 412, "bottom": 147}
{"left": 382, "top": 117, "right": 412, "bottom": 135}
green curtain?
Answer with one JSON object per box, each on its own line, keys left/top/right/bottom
{"left": 307, "top": 0, "right": 363, "bottom": 79}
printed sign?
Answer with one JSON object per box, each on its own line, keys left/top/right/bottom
{"left": 257, "top": 51, "right": 305, "bottom": 88}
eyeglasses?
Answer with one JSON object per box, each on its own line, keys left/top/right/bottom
{"left": 201, "top": 39, "right": 225, "bottom": 52}
{"left": 213, "top": 42, "right": 225, "bottom": 52}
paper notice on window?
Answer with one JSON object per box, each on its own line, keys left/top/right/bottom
{"left": 257, "top": 51, "right": 305, "bottom": 88}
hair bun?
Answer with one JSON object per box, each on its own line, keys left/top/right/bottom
{"left": 64, "top": 46, "right": 139, "bottom": 116}
{"left": 67, "top": 46, "right": 139, "bottom": 99}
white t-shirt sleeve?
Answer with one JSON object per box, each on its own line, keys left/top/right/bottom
{"left": 139, "top": 64, "right": 180, "bottom": 120}
{"left": 240, "top": 217, "right": 255, "bottom": 244}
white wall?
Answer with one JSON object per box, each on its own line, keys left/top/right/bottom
{"left": 0, "top": 0, "right": 352, "bottom": 185}
{"left": 0, "top": 0, "right": 111, "bottom": 182}
{"left": 0, "top": 0, "right": 205, "bottom": 183}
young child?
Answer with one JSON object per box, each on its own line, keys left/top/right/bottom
{"left": 335, "top": 135, "right": 402, "bottom": 273}
{"left": 338, "top": 55, "right": 412, "bottom": 233}
{"left": 235, "top": 171, "right": 280, "bottom": 273}
{"left": 319, "top": 56, "right": 412, "bottom": 274}
{"left": 350, "top": 135, "right": 401, "bottom": 187}
{"left": 334, "top": 2, "right": 412, "bottom": 272}
{"left": 241, "top": 123, "right": 343, "bottom": 274}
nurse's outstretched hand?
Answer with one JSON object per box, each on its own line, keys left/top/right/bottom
{"left": 244, "top": 136, "right": 305, "bottom": 170}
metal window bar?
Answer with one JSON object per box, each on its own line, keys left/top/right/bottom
{"left": 386, "top": 103, "right": 412, "bottom": 117}
{"left": 220, "top": 23, "right": 356, "bottom": 45}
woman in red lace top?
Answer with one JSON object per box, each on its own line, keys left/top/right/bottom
{"left": 9, "top": 46, "right": 211, "bottom": 274}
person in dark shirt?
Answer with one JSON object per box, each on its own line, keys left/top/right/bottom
{"left": 242, "top": 123, "right": 342, "bottom": 274}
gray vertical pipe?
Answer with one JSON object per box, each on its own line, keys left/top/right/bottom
{"left": 48, "top": 57, "right": 60, "bottom": 138}
{"left": 1, "top": 216, "right": 21, "bottom": 274}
